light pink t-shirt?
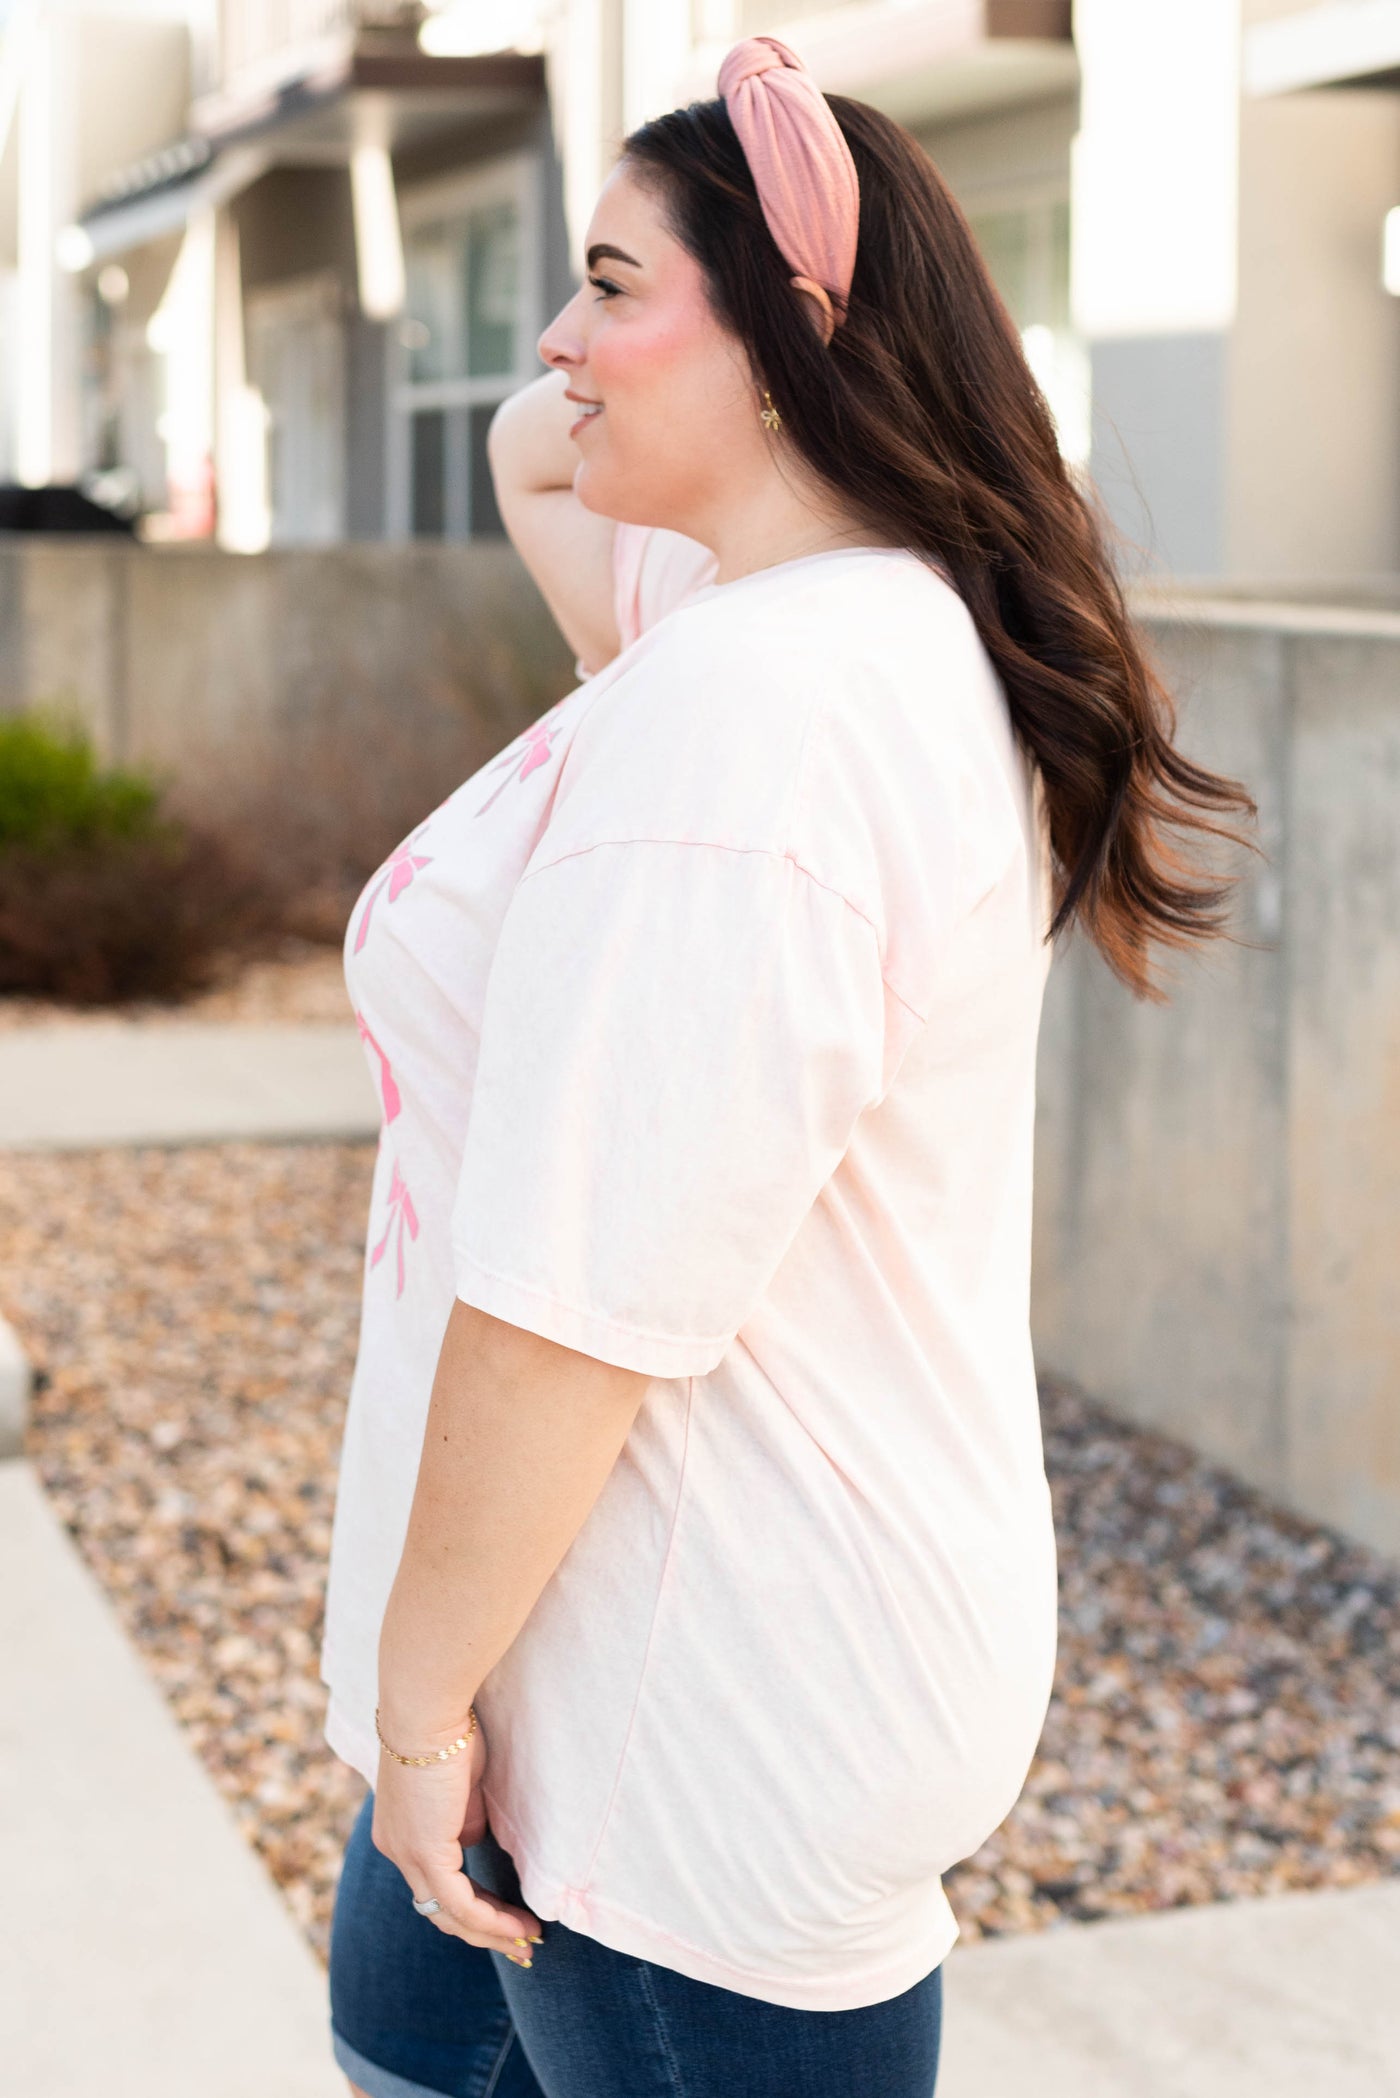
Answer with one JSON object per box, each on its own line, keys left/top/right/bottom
{"left": 324, "top": 530, "right": 1059, "bottom": 2012}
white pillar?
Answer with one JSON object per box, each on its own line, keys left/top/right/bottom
{"left": 349, "top": 142, "right": 405, "bottom": 321}
{"left": 0, "top": 272, "right": 19, "bottom": 481}
{"left": 1072, "top": 0, "right": 1240, "bottom": 346}
{"left": 1227, "top": 73, "right": 1400, "bottom": 580}
{"left": 547, "top": 0, "right": 625, "bottom": 274}
{"left": 622, "top": 0, "right": 693, "bottom": 135}
{"left": 16, "top": 10, "right": 83, "bottom": 485}
{"left": 146, "top": 206, "right": 216, "bottom": 535}
{"left": 213, "top": 210, "right": 271, "bottom": 552}
{"left": 691, "top": 0, "right": 738, "bottom": 47}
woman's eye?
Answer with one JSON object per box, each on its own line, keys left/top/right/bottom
{"left": 587, "top": 275, "right": 622, "bottom": 300}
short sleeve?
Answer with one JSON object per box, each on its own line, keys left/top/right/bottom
{"left": 451, "top": 841, "right": 888, "bottom": 1378}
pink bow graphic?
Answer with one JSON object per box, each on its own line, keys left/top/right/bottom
{"left": 475, "top": 718, "right": 563, "bottom": 816}
{"left": 353, "top": 823, "right": 434, "bottom": 953}
{"left": 370, "top": 1159, "right": 419, "bottom": 1299}
{"left": 355, "top": 1010, "right": 401, "bottom": 1124}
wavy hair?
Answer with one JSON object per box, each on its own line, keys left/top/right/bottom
{"left": 622, "top": 92, "right": 1261, "bottom": 1001}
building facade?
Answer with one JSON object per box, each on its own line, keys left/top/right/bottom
{"left": 1077, "top": 0, "right": 1400, "bottom": 587}
{"left": 1, "top": 0, "right": 1397, "bottom": 582}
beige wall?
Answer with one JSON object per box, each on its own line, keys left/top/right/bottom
{"left": 911, "top": 89, "right": 1077, "bottom": 206}
{"left": 1227, "top": 84, "right": 1400, "bottom": 580}
{"left": 75, "top": 18, "right": 191, "bottom": 217}
{"left": 1033, "top": 592, "right": 1400, "bottom": 1558}
{"left": 0, "top": 539, "right": 578, "bottom": 875}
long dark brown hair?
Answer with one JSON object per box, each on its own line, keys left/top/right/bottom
{"left": 623, "top": 93, "right": 1261, "bottom": 1002}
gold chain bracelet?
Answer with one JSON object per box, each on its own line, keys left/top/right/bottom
{"left": 375, "top": 1703, "right": 478, "bottom": 1767}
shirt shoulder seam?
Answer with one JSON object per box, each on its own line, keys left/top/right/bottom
{"left": 514, "top": 835, "right": 927, "bottom": 1022}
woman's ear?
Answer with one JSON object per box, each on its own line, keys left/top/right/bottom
{"left": 789, "top": 276, "right": 837, "bottom": 348}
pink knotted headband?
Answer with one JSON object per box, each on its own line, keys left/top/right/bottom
{"left": 717, "top": 35, "right": 860, "bottom": 330}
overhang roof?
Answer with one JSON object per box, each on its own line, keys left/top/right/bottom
{"left": 190, "top": 40, "right": 544, "bottom": 156}
{"left": 74, "top": 42, "right": 545, "bottom": 259}
{"left": 78, "top": 144, "right": 272, "bottom": 262}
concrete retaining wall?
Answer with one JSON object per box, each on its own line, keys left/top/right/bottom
{"left": 1, "top": 543, "right": 1396, "bottom": 1557}
{"left": 0, "top": 539, "right": 579, "bottom": 870}
{"left": 1033, "top": 595, "right": 1400, "bottom": 1560}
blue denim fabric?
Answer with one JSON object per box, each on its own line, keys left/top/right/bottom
{"left": 329, "top": 1792, "right": 943, "bottom": 2098}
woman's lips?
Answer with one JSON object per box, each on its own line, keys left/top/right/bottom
{"left": 569, "top": 404, "right": 604, "bottom": 439}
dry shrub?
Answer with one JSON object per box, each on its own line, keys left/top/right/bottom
{"left": 0, "top": 709, "right": 292, "bottom": 1005}
{"left": 164, "top": 718, "right": 501, "bottom": 950}
{"left": 0, "top": 827, "right": 285, "bottom": 1005}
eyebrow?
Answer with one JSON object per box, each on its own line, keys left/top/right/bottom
{"left": 586, "top": 243, "right": 643, "bottom": 271}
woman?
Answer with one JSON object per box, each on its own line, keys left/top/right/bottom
{"left": 323, "top": 36, "right": 1257, "bottom": 2098}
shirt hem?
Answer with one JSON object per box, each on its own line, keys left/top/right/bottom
{"left": 452, "top": 1249, "right": 728, "bottom": 1378}
{"left": 325, "top": 1694, "right": 380, "bottom": 1792}
{"left": 325, "top": 1696, "right": 962, "bottom": 2011}
{"left": 483, "top": 1801, "right": 960, "bottom": 2014}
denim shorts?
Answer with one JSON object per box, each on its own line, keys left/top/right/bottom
{"left": 329, "top": 1791, "right": 943, "bottom": 2098}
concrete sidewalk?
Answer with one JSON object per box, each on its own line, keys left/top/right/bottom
{"left": 0, "top": 1020, "right": 378, "bottom": 1150}
{"left": 936, "top": 1874, "right": 1400, "bottom": 2097}
{"left": 0, "top": 1459, "right": 344, "bottom": 2098}
{"left": 5, "top": 1449, "right": 1399, "bottom": 2095}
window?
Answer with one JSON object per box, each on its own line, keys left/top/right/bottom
{"left": 390, "top": 155, "right": 544, "bottom": 540}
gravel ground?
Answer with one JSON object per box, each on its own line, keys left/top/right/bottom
{"left": 0, "top": 941, "right": 351, "bottom": 1031}
{"left": 1, "top": 1142, "right": 372, "bottom": 1956}
{"left": 2, "top": 1139, "right": 1398, "bottom": 1964}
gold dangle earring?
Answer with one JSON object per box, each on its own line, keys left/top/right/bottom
{"left": 759, "top": 387, "right": 782, "bottom": 433}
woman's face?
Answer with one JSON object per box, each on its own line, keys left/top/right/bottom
{"left": 537, "top": 161, "right": 767, "bottom": 537}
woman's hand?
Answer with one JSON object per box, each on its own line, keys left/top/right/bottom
{"left": 370, "top": 1715, "right": 545, "bottom": 1958}
{"left": 368, "top": 1300, "right": 650, "bottom": 1957}
{"left": 487, "top": 371, "right": 621, "bottom": 674}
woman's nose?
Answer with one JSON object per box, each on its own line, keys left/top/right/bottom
{"left": 538, "top": 290, "right": 586, "bottom": 371}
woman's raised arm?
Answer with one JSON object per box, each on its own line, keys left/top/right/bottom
{"left": 486, "top": 370, "right": 622, "bottom": 675}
